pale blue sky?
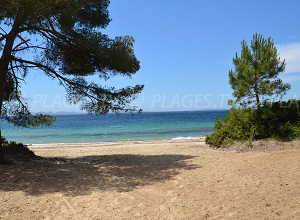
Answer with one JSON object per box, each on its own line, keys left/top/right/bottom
{"left": 21, "top": 0, "right": 300, "bottom": 112}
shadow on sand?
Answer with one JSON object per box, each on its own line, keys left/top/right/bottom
{"left": 0, "top": 154, "right": 198, "bottom": 196}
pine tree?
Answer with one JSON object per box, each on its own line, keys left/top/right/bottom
{"left": 229, "top": 33, "right": 290, "bottom": 109}
{"left": 0, "top": 0, "right": 143, "bottom": 162}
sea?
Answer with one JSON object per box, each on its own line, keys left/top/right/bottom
{"left": 1, "top": 111, "right": 227, "bottom": 145}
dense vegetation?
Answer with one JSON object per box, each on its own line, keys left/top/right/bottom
{"left": 0, "top": 136, "right": 36, "bottom": 162}
{"left": 206, "top": 100, "right": 300, "bottom": 147}
{"left": 206, "top": 34, "right": 299, "bottom": 147}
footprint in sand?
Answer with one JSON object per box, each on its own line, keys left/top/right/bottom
{"left": 173, "top": 180, "right": 179, "bottom": 185}
{"left": 166, "top": 190, "right": 172, "bottom": 196}
{"left": 113, "top": 198, "right": 120, "bottom": 205}
{"left": 159, "top": 205, "right": 166, "bottom": 211}
{"left": 138, "top": 203, "right": 144, "bottom": 208}
{"left": 170, "top": 197, "right": 177, "bottom": 203}
{"left": 134, "top": 212, "right": 142, "bottom": 217}
{"left": 123, "top": 206, "right": 132, "bottom": 212}
{"left": 54, "top": 196, "right": 78, "bottom": 220}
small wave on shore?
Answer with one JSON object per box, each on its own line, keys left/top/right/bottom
{"left": 172, "top": 136, "right": 206, "bottom": 140}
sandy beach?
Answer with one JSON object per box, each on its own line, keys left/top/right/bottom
{"left": 1, "top": 139, "right": 300, "bottom": 219}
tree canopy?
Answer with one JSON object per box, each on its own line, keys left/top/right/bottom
{"left": 228, "top": 33, "right": 290, "bottom": 109}
{"left": 0, "top": 0, "right": 143, "bottom": 123}
{"left": 0, "top": 0, "right": 143, "bottom": 162}
{"left": 206, "top": 34, "right": 298, "bottom": 148}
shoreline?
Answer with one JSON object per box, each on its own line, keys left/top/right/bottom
{"left": 3, "top": 111, "right": 220, "bottom": 147}
{"left": 28, "top": 137, "right": 206, "bottom": 147}
{"left": 29, "top": 139, "right": 206, "bottom": 152}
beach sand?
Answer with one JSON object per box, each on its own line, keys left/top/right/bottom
{"left": 0, "top": 139, "right": 300, "bottom": 219}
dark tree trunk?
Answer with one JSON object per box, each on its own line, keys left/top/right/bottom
{"left": 0, "top": 16, "right": 23, "bottom": 163}
{"left": 0, "top": 54, "right": 7, "bottom": 163}
{"left": 255, "top": 92, "right": 260, "bottom": 110}
{"left": 0, "top": 41, "right": 13, "bottom": 164}
{"left": 254, "top": 74, "right": 260, "bottom": 110}
{"left": 0, "top": 128, "right": 3, "bottom": 164}
{"left": 0, "top": 55, "right": 7, "bottom": 164}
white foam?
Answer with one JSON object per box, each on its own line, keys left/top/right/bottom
{"left": 30, "top": 142, "right": 107, "bottom": 146}
{"left": 172, "top": 136, "right": 205, "bottom": 140}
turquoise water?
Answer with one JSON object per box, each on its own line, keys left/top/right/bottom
{"left": 2, "top": 111, "right": 226, "bottom": 144}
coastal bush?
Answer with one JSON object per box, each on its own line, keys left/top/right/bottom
{"left": 207, "top": 34, "right": 298, "bottom": 148}
{"left": 206, "top": 100, "right": 300, "bottom": 147}
{"left": 1, "top": 136, "right": 36, "bottom": 159}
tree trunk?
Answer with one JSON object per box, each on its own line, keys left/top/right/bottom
{"left": 0, "top": 16, "right": 23, "bottom": 163}
{"left": 0, "top": 128, "right": 3, "bottom": 164}
{"left": 0, "top": 59, "right": 6, "bottom": 164}
{"left": 255, "top": 92, "right": 260, "bottom": 110}
{"left": 0, "top": 42, "right": 13, "bottom": 164}
{"left": 0, "top": 55, "right": 6, "bottom": 163}
{"left": 254, "top": 73, "right": 260, "bottom": 110}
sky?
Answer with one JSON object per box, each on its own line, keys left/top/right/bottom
{"left": 20, "top": 0, "right": 300, "bottom": 112}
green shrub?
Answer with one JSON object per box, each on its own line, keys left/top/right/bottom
{"left": 206, "top": 100, "right": 300, "bottom": 147}
{"left": 1, "top": 136, "right": 35, "bottom": 157}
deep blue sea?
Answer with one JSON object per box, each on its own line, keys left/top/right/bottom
{"left": 1, "top": 111, "right": 226, "bottom": 144}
